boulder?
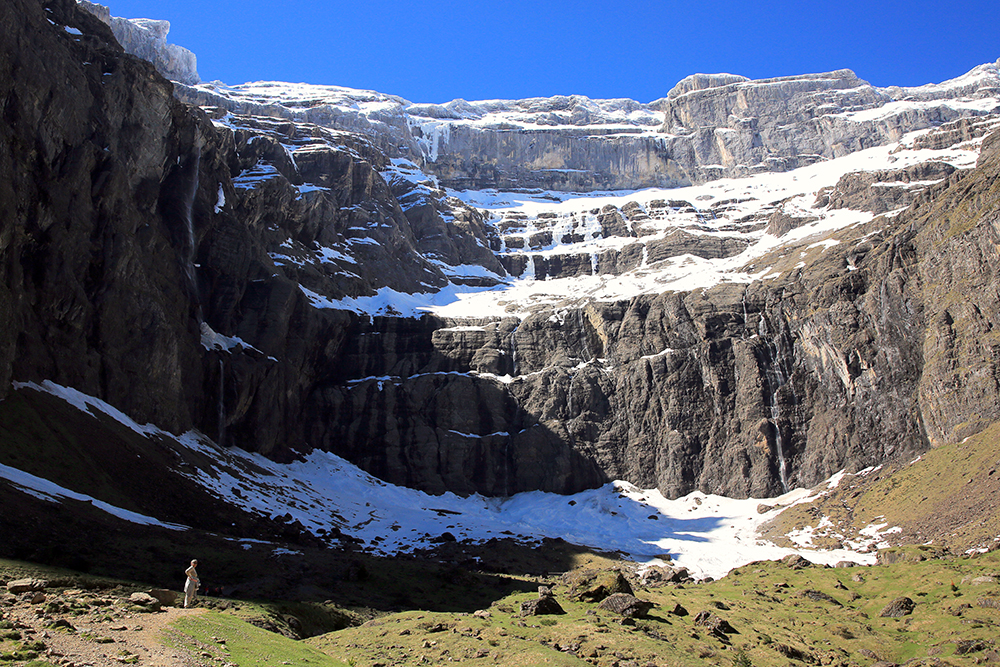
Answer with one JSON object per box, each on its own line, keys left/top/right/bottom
{"left": 128, "top": 592, "right": 162, "bottom": 612}
{"left": 519, "top": 596, "right": 564, "bottom": 617}
{"left": 641, "top": 566, "right": 690, "bottom": 586}
{"left": 879, "top": 597, "right": 915, "bottom": 618}
{"left": 562, "top": 569, "right": 633, "bottom": 602}
{"left": 147, "top": 589, "right": 179, "bottom": 606}
{"left": 781, "top": 555, "right": 812, "bottom": 570}
{"left": 800, "top": 589, "right": 842, "bottom": 606}
{"left": 597, "top": 593, "right": 653, "bottom": 619}
{"left": 6, "top": 579, "right": 47, "bottom": 594}
{"left": 694, "top": 611, "right": 737, "bottom": 638}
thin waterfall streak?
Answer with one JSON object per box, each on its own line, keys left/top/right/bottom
{"left": 760, "top": 314, "right": 791, "bottom": 493}
{"left": 217, "top": 358, "right": 226, "bottom": 448}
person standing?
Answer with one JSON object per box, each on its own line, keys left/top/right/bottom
{"left": 183, "top": 559, "right": 200, "bottom": 608}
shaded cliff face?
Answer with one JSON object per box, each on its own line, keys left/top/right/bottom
{"left": 0, "top": 0, "right": 211, "bottom": 432}
{"left": 4, "top": 0, "right": 1000, "bottom": 503}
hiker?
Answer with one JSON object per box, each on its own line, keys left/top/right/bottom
{"left": 183, "top": 559, "right": 200, "bottom": 608}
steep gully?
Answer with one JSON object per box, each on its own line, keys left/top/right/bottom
{"left": 2, "top": 0, "right": 1000, "bottom": 503}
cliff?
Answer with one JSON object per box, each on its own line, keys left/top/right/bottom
{"left": 3, "top": 0, "right": 1000, "bottom": 502}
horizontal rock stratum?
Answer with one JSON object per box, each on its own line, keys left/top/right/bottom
{"left": 3, "top": 0, "right": 1000, "bottom": 502}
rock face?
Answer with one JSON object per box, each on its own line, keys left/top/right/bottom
{"left": 77, "top": 0, "right": 199, "bottom": 85}
{"left": 172, "top": 62, "right": 1000, "bottom": 192}
{"left": 4, "top": 0, "right": 1000, "bottom": 505}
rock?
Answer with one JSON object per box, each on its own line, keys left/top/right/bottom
{"left": 7, "top": 580, "right": 47, "bottom": 594}
{"left": 519, "top": 596, "right": 564, "bottom": 617}
{"left": 562, "top": 570, "right": 634, "bottom": 602}
{"left": 879, "top": 597, "right": 916, "bottom": 618}
{"left": 128, "top": 593, "right": 161, "bottom": 612}
{"left": 961, "top": 575, "right": 998, "bottom": 585}
{"left": 472, "top": 610, "right": 490, "bottom": 619}
{"left": 800, "top": 590, "right": 842, "bottom": 606}
{"left": 641, "top": 566, "right": 690, "bottom": 586}
{"left": 693, "top": 611, "right": 736, "bottom": 638}
{"left": 30, "top": 593, "right": 46, "bottom": 605}
{"left": 781, "top": 555, "right": 812, "bottom": 570}
{"left": 77, "top": 1, "right": 199, "bottom": 84}
{"left": 596, "top": 593, "right": 653, "bottom": 619}
{"left": 147, "top": 589, "right": 178, "bottom": 606}
{"left": 834, "top": 561, "right": 857, "bottom": 568}
{"left": 668, "top": 603, "right": 689, "bottom": 616}
{"left": 955, "top": 640, "right": 989, "bottom": 655}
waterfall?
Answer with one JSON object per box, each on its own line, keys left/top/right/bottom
{"left": 590, "top": 251, "right": 599, "bottom": 276}
{"left": 509, "top": 321, "right": 521, "bottom": 377}
{"left": 741, "top": 290, "right": 751, "bottom": 335}
{"left": 522, "top": 254, "right": 536, "bottom": 280}
{"left": 181, "top": 143, "right": 201, "bottom": 289}
{"left": 173, "top": 140, "right": 204, "bottom": 323}
{"left": 567, "top": 376, "right": 575, "bottom": 416}
{"left": 217, "top": 358, "right": 226, "bottom": 447}
{"left": 759, "top": 314, "right": 792, "bottom": 493}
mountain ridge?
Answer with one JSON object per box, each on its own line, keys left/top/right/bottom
{"left": 2, "top": 0, "right": 1000, "bottom": 513}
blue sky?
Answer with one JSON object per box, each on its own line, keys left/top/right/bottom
{"left": 107, "top": 0, "right": 999, "bottom": 103}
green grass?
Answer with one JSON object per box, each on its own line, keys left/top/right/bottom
{"left": 165, "top": 611, "right": 351, "bottom": 667}
{"left": 303, "top": 551, "right": 1000, "bottom": 667}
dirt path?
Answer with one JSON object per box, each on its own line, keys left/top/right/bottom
{"left": 3, "top": 590, "right": 208, "bottom": 667}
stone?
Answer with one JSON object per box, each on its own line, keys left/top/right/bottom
{"left": 147, "top": 589, "right": 178, "bottom": 606}
{"left": 6, "top": 580, "right": 47, "bottom": 595}
{"left": 800, "top": 590, "right": 842, "bottom": 606}
{"left": 879, "top": 597, "right": 916, "bottom": 618}
{"left": 128, "top": 593, "right": 161, "bottom": 612}
{"left": 668, "top": 603, "right": 689, "bottom": 616}
{"left": 693, "top": 611, "right": 736, "bottom": 637}
{"left": 519, "top": 596, "right": 564, "bottom": 617}
{"left": 781, "top": 555, "right": 812, "bottom": 570}
{"left": 596, "top": 594, "right": 653, "bottom": 619}
{"left": 562, "top": 570, "right": 634, "bottom": 602}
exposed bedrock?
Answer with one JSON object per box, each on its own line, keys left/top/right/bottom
{"left": 173, "top": 63, "right": 1000, "bottom": 192}
{"left": 77, "top": 0, "right": 200, "bottom": 85}
{"left": 4, "top": 0, "right": 1000, "bottom": 502}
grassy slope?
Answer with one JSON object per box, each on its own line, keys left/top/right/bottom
{"left": 165, "top": 612, "right": 350, "bottom": 667}
{"left": 761, "top": 421, "right": 1000, "bottom": 554}
{"left": 304, "top": 551, "right": 1000, "bottom": 667}
{"left": 4, "top": 551, "right": 1000, "bottom": 667}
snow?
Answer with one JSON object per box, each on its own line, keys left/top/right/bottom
{"left": 0, "top": 460, "right": 188, "bottom": 531}
{"left": 170, "top": 437, "right": 877, "bottom": 579}
{"left": 200, "top": 321, "right": 268, "bottom": 357}
{"left": 6, "top": 380, "right": 883, "bottom": 579}
{"left": 214, "top": 184, "right": 226, "bottom": 213}
{"left": 294, "top": 120, "right": 971, "bottom": 321}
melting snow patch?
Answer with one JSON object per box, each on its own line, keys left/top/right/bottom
{"left": 0, "top": 460, "right": 188, "bottom": 531}
{"left": 10, "top": 381, "right": 884, "bottom": 579}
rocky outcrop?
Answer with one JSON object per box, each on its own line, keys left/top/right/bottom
{"left": 660, "top": 67, "right": 1000, "bottom": 180}
{"left": 77, "top": 0, "right": 199, "bottom": 85}
{"left": 173, "top": 63, "right": 1000, "bottom": 192}
{"left": 5, "top": 0, "right": 1000, "bottom": 506}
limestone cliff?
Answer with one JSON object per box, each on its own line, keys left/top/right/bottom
{"left": 77, "top": 0, "right": 200, "bottom": 85}
{"left": 174, "top": 63, "right": 1000, "bottom": 192}
{"left": 4, "top": 0, "right": 1000, "bottom": 503}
